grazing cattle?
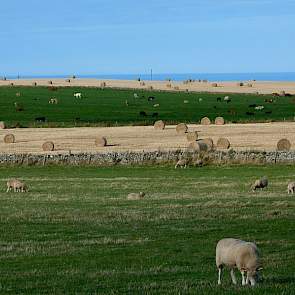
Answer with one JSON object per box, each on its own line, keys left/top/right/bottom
{"left": 73, "top": 92, "right": 82, "bottom": 98}
{"left": 139, "top": 111, "right": 147, "bottom": 117}
{"left": 246, "top": 112, "right": 254, "bottom": 116}
{"left": 35, "top": 116, "right": 46, "bottom": 122}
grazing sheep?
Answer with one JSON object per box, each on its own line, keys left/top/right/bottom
{"left": 287, "top": 182, "right": 295, "bottom": 194}
{"left": 252, "top": 176, "right": 268, "bottom": 191}
{"left": 73, "top": 92, "right": 82, "bottom": 98}
{"left": 153, "top": 104, "right": 160, "bottom": 107}
{"left": 224, "top": 96, "right": 230, "bottom": 101}
{"left": 254, "top": 105, "right": 264, "bottom": 111}
{"left": 127, "top": 192, "right": 145, "bottom": 200}
{"left": 6, "top": 179, "right": 28, "bottom": 192}
{"left": 48, "top": 98, "right": 58, "bottom": 104}
{"left": 175, "top": 159, "right": 189, "bottom": 169}
{"left": 133, "top": 93, "right": 139, "bottom": 99}
{"left": 216, "top": 238, "right": 262, "bottom": 286}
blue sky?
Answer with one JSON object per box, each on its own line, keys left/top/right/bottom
{"left": 0, "top": 0, "right": 295, "bottom": 75}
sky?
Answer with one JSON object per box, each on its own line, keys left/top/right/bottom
{"left": 0, "top": 0, "right": 295, "bottom": 76}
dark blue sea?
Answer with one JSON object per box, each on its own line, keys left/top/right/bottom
{"left": 6, "top": 72, "right": 295, "bottom": 82}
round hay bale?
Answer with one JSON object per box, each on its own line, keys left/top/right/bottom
{"left": 277, "top": 138, "right": 291, "bottom": 151}
{"left": 186, "top": 131, "right": 198, "bottom": 142}
{"left": 217, "top": 138, "right": 230, "bottom": 149}
{"left": 176, "top": 123, "right": 188, "bottom": 134}
{"left": 95, "top": 137, "right": 107, "bottom": 147}
{"left": 4, "top": 134, "right": 15, "bottom": 143}
{"left": 188, "top": 141, "right": 208, "bottom": 152}
{"left": 154, "top": 120, "right": 165, "bottom": 130}
{"left": 212, "top": 83, "right": 218, "bottom": 87}
{"left": 0, "top": 121, "right": 6, "bottom": 129}
{"left": 201, "top": 117, "right": 211, "bottom": 125}
{"left": 42, "top": 141, "right": 54, "bottom": 151}
{"left": 199, "top": 138, "right": 214, "bottom": 151}
{"left": 215, "top": 117, "right": 225, "bottom": 125}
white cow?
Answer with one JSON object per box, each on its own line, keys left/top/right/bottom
{"left": 74, "top": 92, "right": 82, "bottom": 98}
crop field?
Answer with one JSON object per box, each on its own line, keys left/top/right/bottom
{"left": 0, "top": 165, "right": 294, "bottom": 294}
{"left": 0, "top": 86, "right": 294, "bottom": 127}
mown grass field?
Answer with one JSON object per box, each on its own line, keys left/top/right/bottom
{"left": 0, "top": 86, "right": 294, "bottom": 127}
{"left": 0, "top": 165, "right": 294, "bottom": 294}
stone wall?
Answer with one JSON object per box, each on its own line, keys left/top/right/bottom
{"left": 0, "top": 150, "right": 295, "bottom": 166}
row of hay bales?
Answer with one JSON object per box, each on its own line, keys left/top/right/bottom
{"left": 2, "top": 133, "right": 108, "bottom": 152}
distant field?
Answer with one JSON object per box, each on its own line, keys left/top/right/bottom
{"left": 0, "top": 86, "right": 294, "bottom": 127}
{"left": 0, "top": 165, "right": 294, "bottom": 294}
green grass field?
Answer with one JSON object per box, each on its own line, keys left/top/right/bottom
{"left": 0, "top": 165, "right": 294, "bottom": 294}
{"left": 0, "top": 86, "right": 294, "bottom": 127}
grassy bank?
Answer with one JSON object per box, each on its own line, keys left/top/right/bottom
{"left": 0, "top": 86, "right": 293, "bottom": 127}
{"left": 0, "top": 165, "right": 294, "bottom": 294}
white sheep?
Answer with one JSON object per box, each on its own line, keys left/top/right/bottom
{"left": 127, "top": 192, "right": 145, "bottom": 200}
{"left": 216, "top": 238, "right": 262, "bottom": 286}
{"left": 224, "top": 96, "right": 230, "bottom": 101}
{"left": 198, "top": 98, "right": 203, "bottom": 102}
{"left": 175, "top": 159, "right": 189, "bottom": 169}
{"left": 287, "top": 182, "right": 295, "bottom": 194}
{"left": 6, "top": 179, "right": 28, "bottom": 192}
{"left": 133, "top": 93, "right": 139, "bottom": 99}
{"left": 254, "top": 105, "right": 264, "bottom": 111}
{"left": 73, "top": 92, "right": 82, "bottom": 98}
{"left": 153, "top": 104, "right": 160, "bottom": 107}
{"left": 252, "top": 176, "right": 268, "bottom": 192}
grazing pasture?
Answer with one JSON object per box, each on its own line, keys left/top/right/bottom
{"left": 0, "top": 86, "right": 294, "bottom": 127}
{"left": 0, "top": 165, "right": 294, "bottom": 294}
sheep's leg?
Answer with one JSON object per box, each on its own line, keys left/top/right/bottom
{"left": 241, "top": 271, "right": 246, "bottom": 286}
{"left": 246, "top": 273, "right": 250, "bottom": 285}
{"left": 6, "top": 187, "right": 10, "bottom": 192}
{"left": 230, "top": 269, "right": 237, "bottom": 285}
{"left": 217, "top": 268, "right": 222, "bottom": 285}
{"left": 174, "top": 164, "right": 177, "bottom": 169}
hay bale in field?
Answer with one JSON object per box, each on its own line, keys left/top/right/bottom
{"left": 277, "top": 138, "right": 291, "bottom": 151}
{"left": 188, "top": 141, "right": 208, "bottom": 152}
{"left": 95, "top": 137, "right": 107, "bottom": 147}
{"left": 199, "top": 138, "right": 214, "bottom": 151}
{"left": 0, "top": 121, "right": 6, "bottom": 129}
{"left": 154, "top": 120, "right": 165, "bottom": 130}
{"left": 176, "top": 123, "right": 188, "bottom": 134}
{"left": 186, "top": 131, "right": 198, "bottom": 142}
{"left": 217, "top": 138, "right": 230, "bottom": 149}
{"left": 42, "top": 141, "right": 54, "bottom": 151}
{"left": 201, "top": 117, "right": 211, "bottom": 125}
{"left": 215, "top": 117, "right": 225, "bottom": 125}
{"left": 4, "top": 134, "right": 15, "bottom": 143}
{"left": 212, "top": 83, "right": 218, "bottom": 87}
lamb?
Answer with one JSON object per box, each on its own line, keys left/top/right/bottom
{"left": 216, "top": 238, "right": 262, "bottom": 286}
{"left": 254, "top": 105, "right": 264, "bottom": 111}
{"left": 6, "top": 179, "right": 28, "bottom": 192}
{"left": 287, "top": 182, "right": 295, "bottom": 194}
{"left": 73, "top": 92, "right": 82, "bottom": 98}
{"left": 175, "top": 159, "right": 189, "bottom": 169}
{"left": 252, "top": 176, "right": 268, "bottom": 191}
{"left": 127, "top": 192, "right": 145, "bottom": 200}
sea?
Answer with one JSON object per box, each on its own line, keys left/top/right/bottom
{"left": 4, "top": 72, "right": 295, "bottom": 82}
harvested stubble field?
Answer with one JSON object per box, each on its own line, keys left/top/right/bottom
{"left": 1, "top": 122, "right": 295, "bottom": 154}
{"left": 0, "top": 86, "right": 295, "bottom": 128}
{"left": 0, "top": 165, "right": 294, "bottom": 294}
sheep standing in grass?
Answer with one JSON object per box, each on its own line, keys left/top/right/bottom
{"left": 252, "top": 177, "right": 268, "bottom": 191}
{"left": 73, "top": 92, "right": 82, "bottom": 98}
{"left": 216, "top": 238, "right": 262, "bottom": 286}
{"left": 6, "top": 179, "right": 28, "bottom": 192}
{"left": 287, "top": 182, "right": 295, "bottom": 194}
{"left": 175, "top": 159, "right": 189, "bottom": 169}
{"left": 127, "top": 192, "right": 145, "bottom": 200}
